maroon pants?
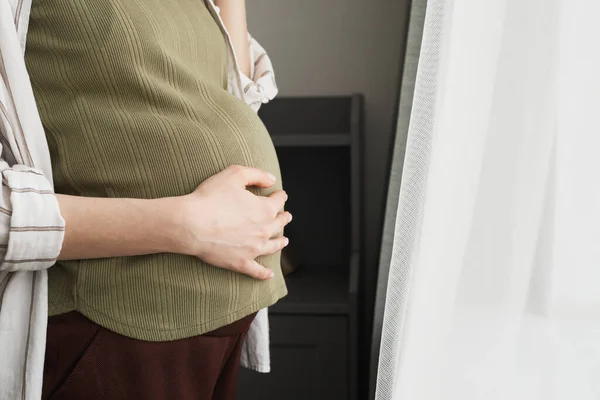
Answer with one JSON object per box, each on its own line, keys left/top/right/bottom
{"left": 42, "top": 311, "right": 256, "bottom": 400}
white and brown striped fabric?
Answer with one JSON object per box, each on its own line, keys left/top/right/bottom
{"left": 0, "top": 0, "right": 278, "bottom": 398}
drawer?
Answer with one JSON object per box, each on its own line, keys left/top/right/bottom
{"left": 237, "top": 315, "right": 348, "bottom": 400}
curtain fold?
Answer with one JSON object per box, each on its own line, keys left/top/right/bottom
{"left": 374, "top": 0, "right": 600, "bottom": 399}
{"left": 369, "top": 1, "right": 428, "bottom": 397}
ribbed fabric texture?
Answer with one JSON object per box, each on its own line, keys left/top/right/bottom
{"left": 24, "top": 0, "right": 286, "bottom": 341}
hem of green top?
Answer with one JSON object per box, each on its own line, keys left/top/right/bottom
{"left": 47, "top": 282, "right": 288, "bottom": 342}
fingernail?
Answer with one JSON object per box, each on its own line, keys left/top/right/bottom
{"left": 284, "top": 237, "right": 289, "bottom": 247}
{"left": 267, "top": 173, "right": 276, "bottom": 181}
{"left": 288, "top": 213, "right": 293, "bottom": 222}
{"left": 269, "top": 270, "right": 275, "bottom": 279}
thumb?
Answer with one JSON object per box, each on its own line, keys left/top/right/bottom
{"left": 229, "top": 166, "right": 277, "bottom": 189}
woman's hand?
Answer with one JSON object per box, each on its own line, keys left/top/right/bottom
{"left": 177, "top": 165, "right": 291, "bottom": 280}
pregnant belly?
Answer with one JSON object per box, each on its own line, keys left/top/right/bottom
{"left": 51, "top": 95, "right": 282, "bottom": 199}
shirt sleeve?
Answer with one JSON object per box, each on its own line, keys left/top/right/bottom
{"left": 0, "top": 1, "right": 66, "bottom": 272}
{"left": 0, "top": 159, "right": 65, "bottom": 271}
{"left": 241, "top": 34, "right": 279, "bottom": 112}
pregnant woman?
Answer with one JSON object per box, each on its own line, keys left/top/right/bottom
{"left": 1, "top": 0, "right": 288, "bottom": 399}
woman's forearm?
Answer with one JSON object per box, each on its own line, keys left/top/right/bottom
{"left": 56, "top": 194, "right": 182, "bottom": 260}
{"left": 53, "top": 165, "right": 291, "bottom": 281}
{"left": 215, "top": 0, "right": 251, "bottom": 76}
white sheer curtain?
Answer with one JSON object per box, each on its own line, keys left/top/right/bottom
{"left": 375, "top": 0, "right": 600, "bottom": 399}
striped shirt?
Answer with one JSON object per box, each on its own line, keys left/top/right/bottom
{"left": 0, "top": 0, "right": 278, "bottom": 398}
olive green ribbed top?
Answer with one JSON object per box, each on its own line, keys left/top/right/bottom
{"left": 25, "top": 0, "right": 286, "bottom": 341}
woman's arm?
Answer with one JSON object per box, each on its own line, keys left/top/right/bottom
{"left": 56, "top": 194, "right": 181, "bottom": 260}
{"left": 57, "top": 166, "right": 290, "bottom": 280}
{"left": 215, "top": 0, "right": 251, "bottom": 76}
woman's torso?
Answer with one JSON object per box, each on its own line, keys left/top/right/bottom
{"left": 25, "top": 0, "right": 286, "bottom": 340}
